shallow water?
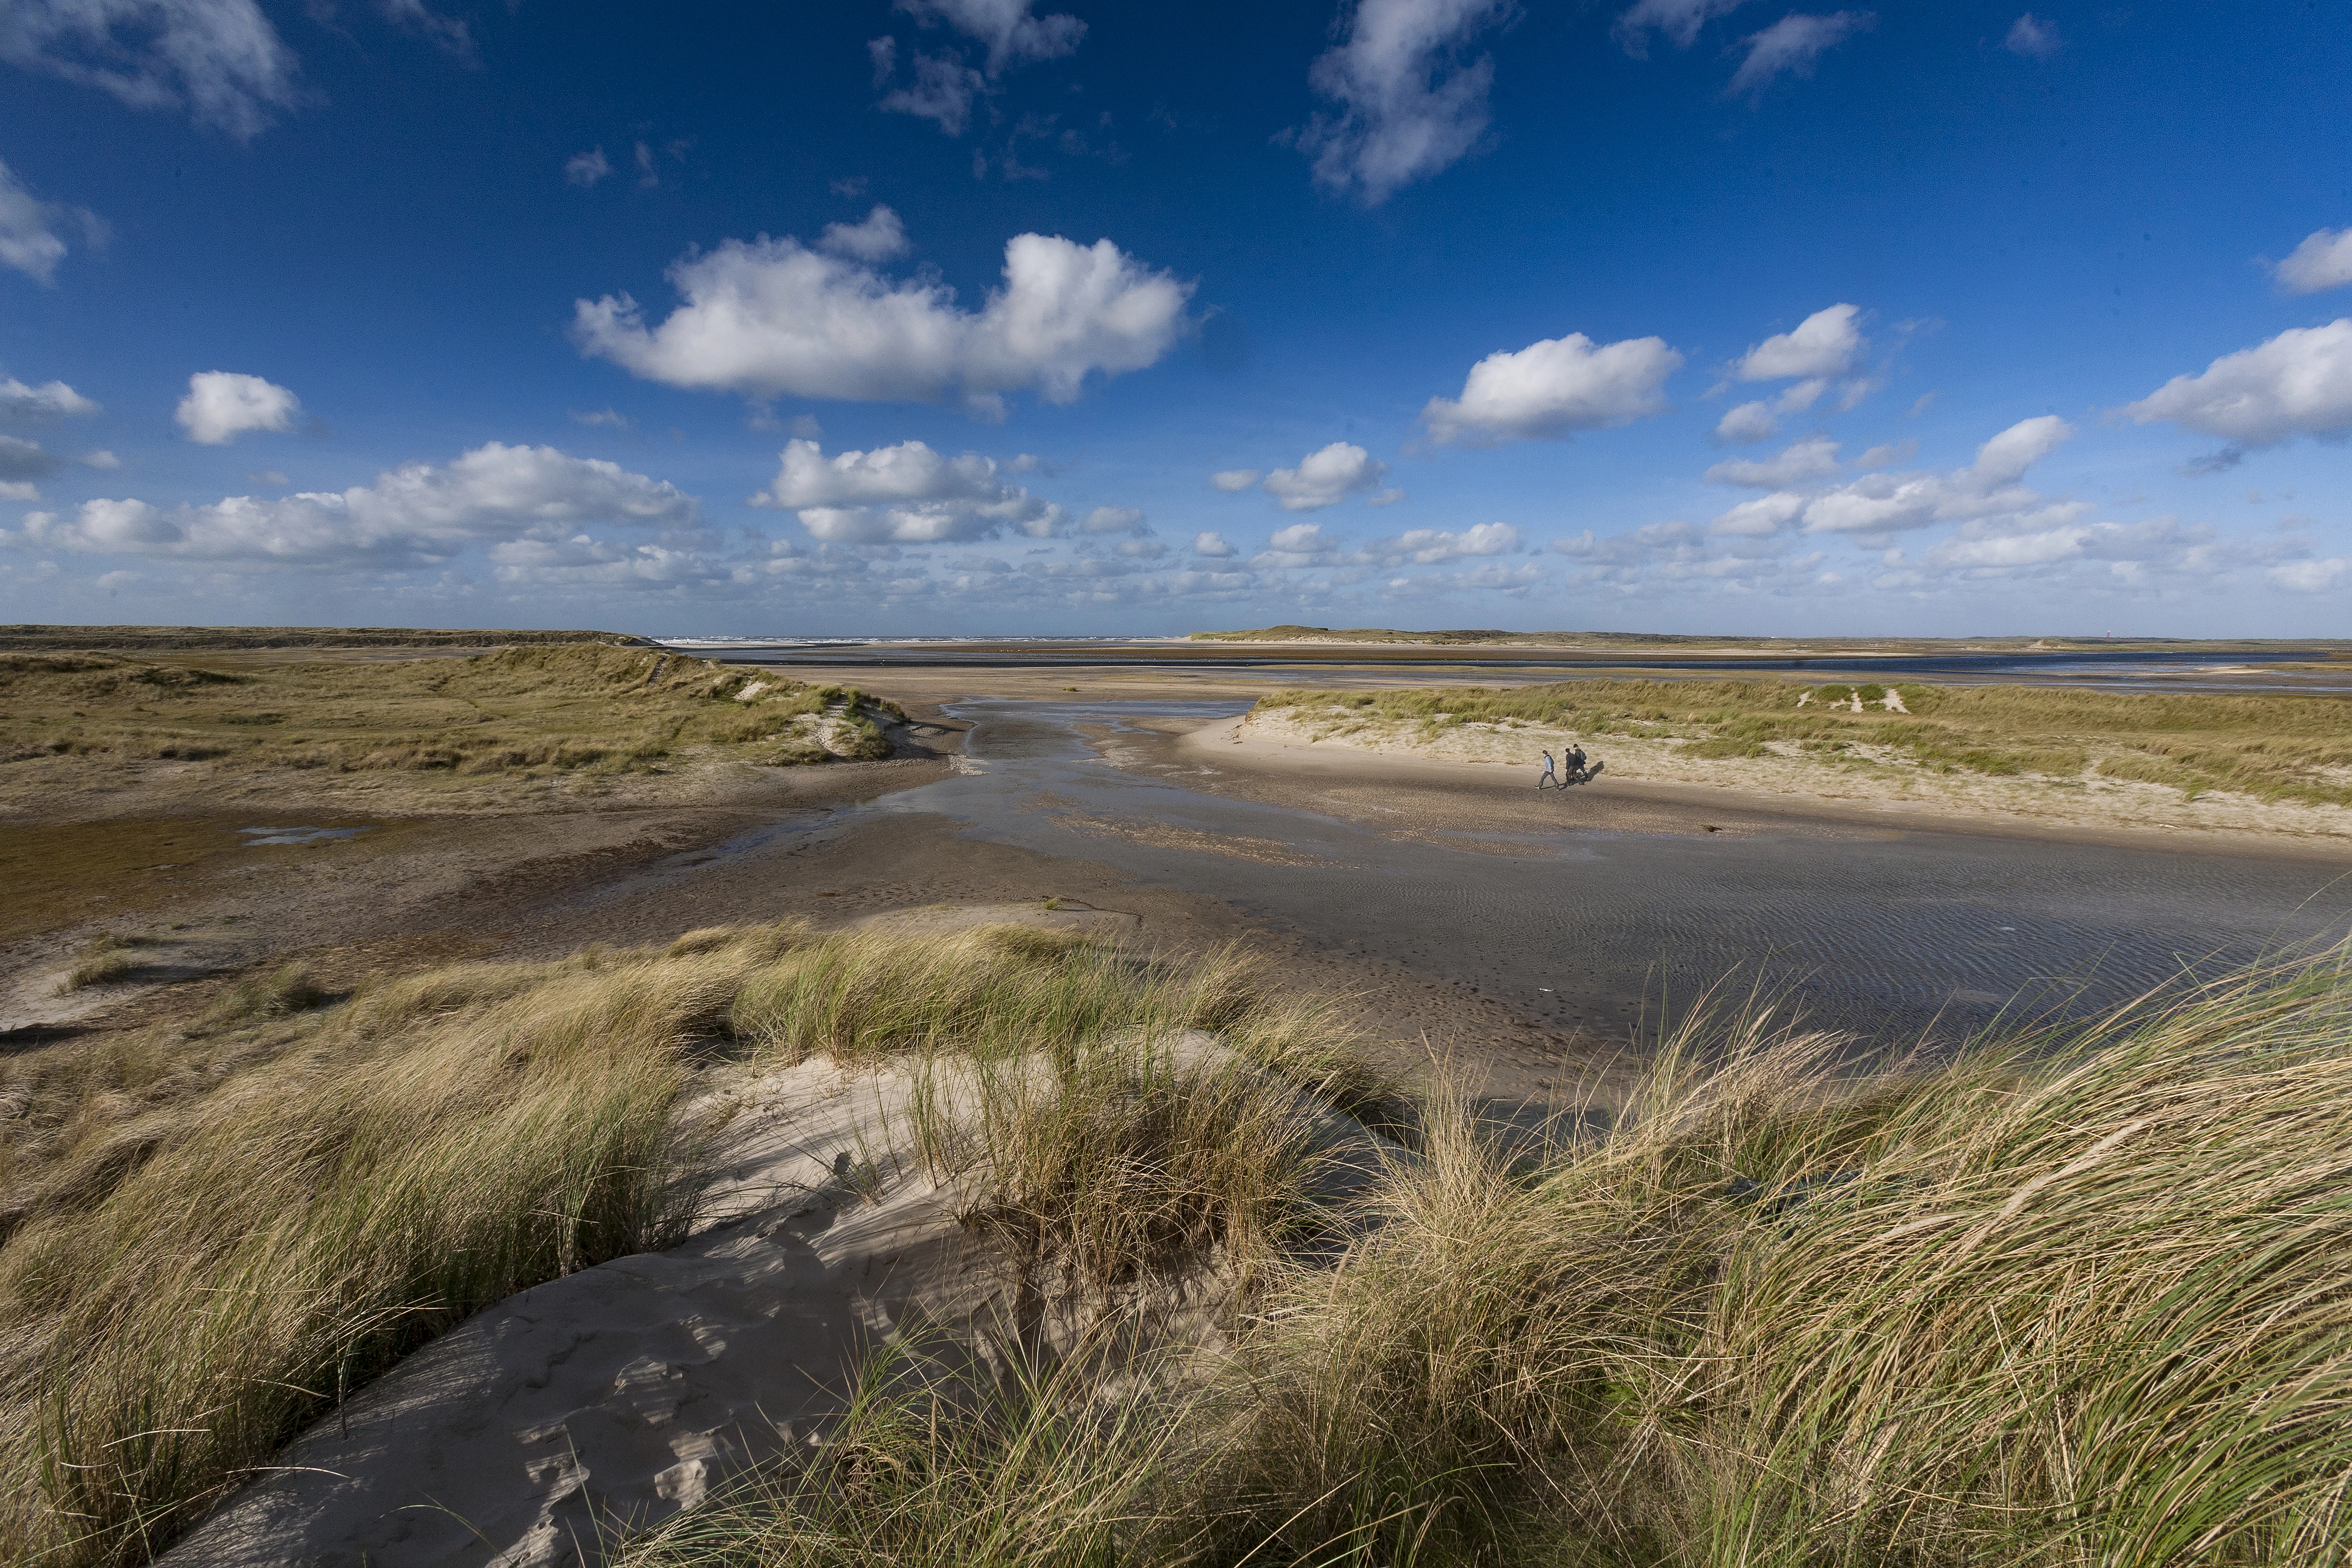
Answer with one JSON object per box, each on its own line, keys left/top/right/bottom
{"left": 667, "top": 700, "right": 2352, "bottom": 1043}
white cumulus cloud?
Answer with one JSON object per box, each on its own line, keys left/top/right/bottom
{"left": 574, "top": 229, "right": 1192, "bottom": 417}
{"left": 0, "top": 0, "right": 300, "bottom": 138}
{"left": 0, "top": 376, "right": 101, "bottom": 419}
{"left": 176, "top": 371, "right": 300, "bottom": 445}
{"left": 818, "top": 205, "right": 912, "bottom": 262}
{"left": 749, "top": 437, "right": 1063, "bottom": 544}
{"left": 1210, "top": 469, "right": 1261, "bottom": 491}
{"left": 1728, "top": 12, "right": 1873, "bottom": 98}
{"left": 1713, "top": 399, "right": 1780, "bottom": 444}
{"left": 0, "top": 158, "right": 104, "bottom": 284}
{"left": 1800, "top": 416, "right": 2073, "bottom": 535}
{"left": 1735, "top": 303, "right": 1866, "bottom": 380}
{"left": 2268, "top": 557, "right": 2347, "bottom": 593}
{"left": 1363, "top": 521, "right": 1519, "bottom": 564}
{"left": 2123, "top": 320, "right": 2352, "bottom": 448}
{"left": 564, "top": 147, "right": 612, "bottom": 188}
{"left": 5, "top": 443, "right": 697, "bottom": 564}
{"left": 1261, "top": 442, "right": 1390, "bottom": 511}
{"left": 2274, "top": 229, "right": 2352, "bottom": 296}
{"left": 1293, "top": 0, "right": 1511, "bottom": 205}
{"left": 1081, "top": 505, "right": 1145, "bottom": 534}
{"left": 878, "top": 51, "right": 987, "bottom": 135}
{"left": 1423, "top": 331, "right": 1682, "bottom": 446}
{"left": 1192, "top": 531, "right": 1237, "bottom": 557}
{"left": 1255, "top": 520, "right": 1347, "bottom": 568}
{"left": 1704, "top": 437, "right": 1842, "bottom": 488}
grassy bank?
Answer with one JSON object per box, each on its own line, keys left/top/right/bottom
{"left": 624, "top": 946, "right": 2352, "bottom": 1567}
{"left": 0, "top": 923, "right": 1368, "bottom": 1566}
{"left": 1256, "top": 677, "right": 2352, "bottom": 809}
{"left": 20, "top": 916, "right": 2352, "bottom": 1564}
{"left": 0, "top": 642, "right": 904, "bottom": 807}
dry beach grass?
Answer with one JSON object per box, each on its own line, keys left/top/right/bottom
{"left": 1245, "top": 677, "right": 2352, "bottom": 840}
{"left": 13, "top": 914, "right": 2352, "bottom": 1563}
{"left": 621, "top": 944, "right": 2352, "bottom": 1568}
{"left": 0, "top": 922, "right": 1381, "bottom": 1566}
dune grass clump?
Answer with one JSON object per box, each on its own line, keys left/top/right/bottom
{"left": 54, "top": 933, "right": 145, "bottom": 994}
{"left": 0, "top": 920, "right": 1387, "bottom": 1567}
{"left": 621, "top": 947, "right": 2352, "bottom": 1567}
{"left": 0, "top": 929, "right": 800, "bottom": 1567}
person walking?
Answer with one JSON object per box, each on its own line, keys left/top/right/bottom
{"left": 1537, "top": 750, "right": 1559, "bottom": 789}
{"left": 1567, "top": 744, "right": 1588, "bottom": 782}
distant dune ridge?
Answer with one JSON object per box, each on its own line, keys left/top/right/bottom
{"left": 0, "top": 624, "right": 655, "bottom": 652}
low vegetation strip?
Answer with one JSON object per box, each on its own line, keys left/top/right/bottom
{"left": 619, "top": 947, "right": 2352, "bottom": 1567}
{"left": 19, "top": 913, "right": 2352, "bottom": 1564}
{"left": 1256, "top": 676, "right": 2352, "bottom": 808}
{"left": 0, "top": 643, "right": 902, "bottom": 804}
{"left": 0, "top": 624, "right": 650, "bottom": 652}
{"left": 0, "top": 922, "right": 1379, "bottom": 1566}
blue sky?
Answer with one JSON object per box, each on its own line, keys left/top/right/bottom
{"left": 2, "top": 0, "right": 2347, "bottom": 637}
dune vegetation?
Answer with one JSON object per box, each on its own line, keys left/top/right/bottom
{"left": 11, "top": 915, "right": 2352, "bottom": 1565}
{"left": 0, "top": 643, "right": 904, "bottom": 811}
{"left": 1256, "top": 677, "right": 2352, "bottom": 808}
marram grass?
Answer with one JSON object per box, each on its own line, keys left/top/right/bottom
{"left": 626, "top": 944, "right": 2352, "bottom": 1568}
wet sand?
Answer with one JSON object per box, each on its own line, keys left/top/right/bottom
{"left": 11, "top": 658, "right": 2351, "bottom": 1110}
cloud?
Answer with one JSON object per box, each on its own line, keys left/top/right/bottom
{"left": 817, "top": 205, "right": 912, "bottom": 262}
{"left": 1261, "top": 442, "right": 1389, "bottom": 511}
{"left": 0, "top": 434, "right": 62, "bottom": 484}
{"left": 0, "top": 0, "right": 299, "bottom": 138}
{"left": 570, "top": 407, "right": 629, "bottom": 428}
{"left": 830, "top": 174, "right": 871, "bottom": 198}
{"left": 2004, "top": 13, "right": 2060, "bottom": 57}
{"left": 895, "top": 0, "right": 1084, "bottom": 72}
{"left": 1210, "top": 468, "right": 1261, "bottom": 491}
{"left": 1714, "top": 399, "right": 1779, "bottom": 444}
{"left": 1192, "top": 531, "right": 1237, "bottom": 557}
{"left": 1362, "top": 520, "right": 1519, "bottom": 564}
{"left": 564, "top": 147, "right": 612, "bottom": 188}
{"left": 2123, "top": 319, "right": 2352, "bottom": 448}
{"left": 2268, "top": 557, "right": 2347, "bottom": 593}
{"left": 879, "top": 51, "right": 987, "bottom": 135}
{"left": 1728, "top": 11, "right": 1873, "bottom": 98}
{"left": 1855, "top": 438, "right": 1917, "bottom": 469}
{"left": 1734, "top": 303, "right": 1865, "bottom": 380}
{"left": 1081, "top": 505, "right": 1145, "bottom": 534}
{"left": 1708, "top": 492, "right": 1808, "bottom": 535}
{"left": 1704, "top": 436, "right": 1841, "bottom": 488}
{"left": 1423, "top": 331, "right": 1682, "bottom": 445}
{"left": 1292, "top": 0, "right": 1511, "bottom": 204}
{"left": 748, "top": 436, "right": 1063, "bottom": 544}
{"left": 80, "top": 449, "right": 120, "bottom": 468}
{"left": 175, "top": 371, "right": 301, "bottom": 444}
{"left": 1612, "top": 0, "right": 1755, "bottom": 56}
{"left": 0, "top": 158, "right": 104, "bottom": 284}
{"left": 5, "top": 443, "right": 697, "bottom": 564}
{"left": 1800, "top": 416, "right": 2073, "bottom": 535}
{"left": 574, "top": 229, "right": 1193, "bottom": 416}
{"left": 0, "top": 376, "right": 101, "bottom": 419}
{"left": 2179, "top": 446, "right": 2245, "bottom": 477}
{"left": 1255, "top": 520, "right": 1347, "bottom": 568}
{"left": 2273, "top": 229, "right": 2352, "bottom": 296}
{"left": 379, "top": 0, "right": 474, "bottom": 62}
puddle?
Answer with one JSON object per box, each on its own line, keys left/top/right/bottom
{"left": 239, "top": 826, "right": 376, "bottom": 847}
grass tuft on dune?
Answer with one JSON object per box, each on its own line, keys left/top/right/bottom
{"left": 627, "top": 945, "right": 2352, "bottom": 1568}
{"left": 17, "top": 916, "right": 2352, "bottom": 1565}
